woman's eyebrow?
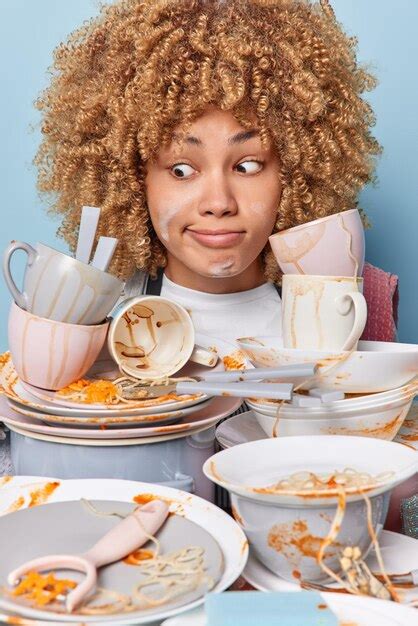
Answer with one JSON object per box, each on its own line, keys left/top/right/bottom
{"left": 172, "top": 129, "right": 259, "bottom": 147}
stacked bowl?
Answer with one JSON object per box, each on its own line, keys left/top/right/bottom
{"left": 238, "top": 336, "right": 418, "bottom": 440}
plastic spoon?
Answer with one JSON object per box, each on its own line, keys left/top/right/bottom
{"left": 199, "top": 363, "right": 317, "bottom": 383}
{"left": 8, "top": 500, "right": 169, "bottom": 613}
{"left": 91, "top": 237, "right": 118, "bottom": 272}
{"left": 75, "top": 206, "right": 101, "bottom": 265}
{"left": 175, "top": 381, "right": 293, "bottom": 400}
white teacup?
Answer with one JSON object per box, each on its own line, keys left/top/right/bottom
{"left": 108, "top": 296, "right": 217, "bottom": 379}
{"left": 3, "top": 241, "right": 123, "bottom": 325}
{"left": 282, "top": 275, "right": 367, "bottom": 351}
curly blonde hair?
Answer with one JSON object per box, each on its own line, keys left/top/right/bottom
{"left": 35, "top": 0, "right": 381, "bottom": 282}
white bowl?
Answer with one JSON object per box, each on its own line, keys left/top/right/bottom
{"left": 203, "top": 437, "right": 417, "bottom": 583}
{"left": 249, "top": 396, "right": 413, "bottom": 440}
{"left": 247, "top": 383, "right": 416, "bottom": 413}
{"left": 236, "top": 336, "right": 418, "bottom": 393}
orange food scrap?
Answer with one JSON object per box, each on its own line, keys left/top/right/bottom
{"left": 28, "top": 482, "right": 60, "bottom": 508}
{"left": 58, "top": 379, "right": 118, "bottom": 404}
{"left": 222, "top": 353, "right": 245, "bottom": 371}
{"left": 0, "top": 475, "right": 12, "bottom": 488}
{"left": 133, "top": 493, "right": 158, "bottom": 506}
{"left": 123, "top": 549, "right": 155, "bottom": 565}
{"left": 11, "top": 571, "right": 77, "bottom": 606}
{"left": 7, "top": 496, "right": 25, "bottom": 513}
{"left": 0, "top": 351, "right": 10, "bottom": 366}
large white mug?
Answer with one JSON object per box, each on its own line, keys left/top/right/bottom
{"left": 282, "top": 275, "right": 367, "bottom": 351}
{"left": 2, "top": 241, "right": 123, "bottom": 325}
{"left": 108, "top": 296, "right": 218, "bottom": 379}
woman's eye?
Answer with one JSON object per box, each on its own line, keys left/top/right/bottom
{"left": 170, "top": 163, "right": 196, "bottom": 178}
{"left": 235, "top": 160, "right": 264, "bottom": 174}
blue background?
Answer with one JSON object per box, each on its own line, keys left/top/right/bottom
{"left": 1, "top": 0, "right": 417, "bottom": 349}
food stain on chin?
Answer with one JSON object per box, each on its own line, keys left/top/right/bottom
{"left": 208, "top": 259, "right": 235, "bottom": 277}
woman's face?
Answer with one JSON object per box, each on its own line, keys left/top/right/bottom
{"left": 145, "top": 107, "right": 282, "bottom": 291}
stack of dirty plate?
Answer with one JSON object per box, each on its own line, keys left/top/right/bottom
{"left": 0, "top": 337, "right": 243, "bottom": 501}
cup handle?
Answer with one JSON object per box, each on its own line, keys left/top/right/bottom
{"left": 2, "top": 241, "right": 38, "bottom": 310}
{"left": 336, "top": 291, "right": 367, "bottom": 351}
{"left": 190, "top": 344, "right": 218, "bottom": 368}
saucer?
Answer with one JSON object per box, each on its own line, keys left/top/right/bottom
{"left": 243, "top": 530, "right": 418, "bottom": 605}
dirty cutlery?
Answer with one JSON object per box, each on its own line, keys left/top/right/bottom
{"left": 175, "top": 381, "right": 293, "bottom": 401}
{"left": 199, "top": 363, "right": 317, "bottom": 383}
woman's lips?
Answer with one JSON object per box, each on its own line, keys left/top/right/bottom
{"left": 186, "top": 229, "right": 245, "bottom": 248}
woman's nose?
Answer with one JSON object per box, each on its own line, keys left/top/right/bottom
{"left": 197, "top": 174, "right": 239, "bottom": 218}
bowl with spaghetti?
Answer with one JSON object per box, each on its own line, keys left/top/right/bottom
{"left": 203, "top": 436, "right": 417, "bottom": 586}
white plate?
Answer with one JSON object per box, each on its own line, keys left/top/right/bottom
{"left": 8, "top": 396, "right": 212, "bottom": 428}
{"left": 0, "top": 357, "right": 208, "bottom": 417}
{"left": 1, "top": 395, "right": 241, "bottom": 439}
{"left": 237, "top": 336, "right": 418, "bottom": 394}
{"left": 5, "top": 421, "right": 214, "bottom": 446}
{"left": 0, "top": 477, "right": 248, "bottom": 624}
{"left": 243, "top": 529, "right": 418, "bottom": 609}
{"left": 161, "top": 592, "right": 418, "bottom": 626}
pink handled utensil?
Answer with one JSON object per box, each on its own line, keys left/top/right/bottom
{"left": 8, "top": 500, "right": 169, "bottom": 613}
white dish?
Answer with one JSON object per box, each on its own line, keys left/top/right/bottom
{"left": 247, "top": 396, "right": 413, "bottom": 440}
{"left": 8, "top": 396, "right": 212, "bottom": 428}
{"left": 162, "top": 590, "right": 418, "bottom": 626}
{"left": 237, "top": 336, "right": 418, "bottom": 393}
{"left": 1, "top": 395, "right": 241, "bottom": 439}
{"left": 204, "top": 436, "right": 418, "bottom": 505}
{"left": 0, "top": 477, "right": 248, "bottom": 624}
{"left": 215, "top": 408, "right": 417, "bottom": 451}
{"left": 5, "top": 421, "right": 214, "bottom": 447}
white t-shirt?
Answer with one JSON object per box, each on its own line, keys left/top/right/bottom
{"left": 160, "top": 274, "right": 282, "bottom": 344}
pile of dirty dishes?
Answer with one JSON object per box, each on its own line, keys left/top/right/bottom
{"left": 234, "top": 209, "right": 417, "bottom": 441}
{"left": 0, "top": 329, "right": 241, "bottom": 496}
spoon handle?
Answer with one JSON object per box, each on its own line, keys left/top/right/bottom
{"left": 75, "top": 206, "right": 100, "bottom": 264}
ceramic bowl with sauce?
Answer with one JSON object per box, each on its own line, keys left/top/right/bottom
{"left": 236, "top": 336, "right": 418, "bottom": 394}
{"left": 8, "top": 301, "right": 109, "bottom": 390}
{"left": 203, "top": 436, "right": 417, "bottom": 583}
{"left": 246, "top": 388, "right": 415, "bottom": 440}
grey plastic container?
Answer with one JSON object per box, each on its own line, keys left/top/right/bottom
{"left": 9, "top": 425, "right": 216, "bottom": 502}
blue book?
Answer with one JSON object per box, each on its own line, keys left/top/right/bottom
{"left": 205, "top": 591, "right": 339, "bottom": 625}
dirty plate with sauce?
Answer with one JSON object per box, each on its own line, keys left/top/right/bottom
{"left": 0, "top": 477, "right": 248, "bottom": 624}
{"left": 0, "top": 500, "right": 223, "bottom": 622}
{"left": 1, "top": 395, "right": 241, "bottom": 437}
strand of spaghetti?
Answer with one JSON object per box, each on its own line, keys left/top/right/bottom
{"left": 79, "top": 587, "right": 131, "bottom": 615}
{"left": 315, "top": 487, "right": 357, "bottom": 593}
{"left": 360, "top": 489, "right": 401, "bottom": 602}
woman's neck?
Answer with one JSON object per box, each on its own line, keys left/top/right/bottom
{"left": 164, "top": 254, "right": 266, "bottom": 294}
